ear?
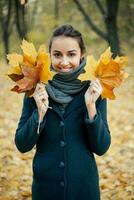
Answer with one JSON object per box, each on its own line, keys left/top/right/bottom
{"left": 80, "top": 55, "right": 85, "bottom": 63}
{"left": 81, "top": 53, "right": 85, "bottom": 59}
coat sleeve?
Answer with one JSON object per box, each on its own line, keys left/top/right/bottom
{"left": 15, "top": 95, "right": 46, "bottom": 153}
{"left": 84, "top": 97, "right": 111, "bottom": 156}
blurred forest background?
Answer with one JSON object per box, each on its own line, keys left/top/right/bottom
{"left": 0, "top": 0, "right": 134, "bottom": 200}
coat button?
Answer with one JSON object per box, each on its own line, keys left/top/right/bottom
{"left": 59, "top": 181, "right": 64, "bottom": 187}
{"left": 59, "top": 161, "right": 65, "bottom": 168}
{"left": 60, "top": 140, "right": 65, "bottom": 147}
{"left": 59, "top": 121, "right": 64, "bottom": 127}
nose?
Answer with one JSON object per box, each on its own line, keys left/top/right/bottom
{"left": 60, "top": 57, "right": 69, "bottom": 67}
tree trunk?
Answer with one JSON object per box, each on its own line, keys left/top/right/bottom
{"left": 3, "top": 32, "right": 9, "bottom": 56}
{"left": 54, "top": 0, "right": 59, "bottom": 28}
{"left": 74, "top": 0, "right": 121, "bottom": 56}
{"left": 105, "top": 0, "right": 120, "bottom": 57}
{"left": 15, "top": 0, "right": 27, "bottom": 39}
{"left": 1, "top": 0, "right": 13, "bottom": 59}
{"left": 74, "top": 0, "right": 108, "bottom": 41}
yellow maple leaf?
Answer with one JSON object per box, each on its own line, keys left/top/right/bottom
{"left": 7, "top": 66, "right": 22, "bottom": 76}
{"left": 20, "top": 39, "right": 37, "bottom": 62}
{"left": 78, "top": 55, "right": 98, "bottom": 81}
{"left": 7, "top": 53, "right": 23, "bottom": 66}
{"left": 23, "top": 54, "right": 36, "bottom": 67}
{"left": 37, "top": 53, "right": 56, "bottom": 83}
{"left": 78, "top": 47, "right": 129, "bottom": 100}
{"left": 6, "top": 40, "right": 56, "bottom": 96}
{"left": 114, "top": 55, "right": 128, "bottom": 67}
{"left": 100, "top": 47, "right": 112, "bottom": 65}
{"left": 38, "top": 44, "right": 47, "bottom": 53}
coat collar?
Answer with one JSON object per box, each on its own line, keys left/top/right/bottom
{"left": 49, "top": 82, "right": 90, "bottom": 119}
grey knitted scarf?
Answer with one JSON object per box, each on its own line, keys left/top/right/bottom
{"left": 46, "top": 58, "right": 88, "bottom": 105}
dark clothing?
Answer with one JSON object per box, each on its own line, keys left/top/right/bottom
{"left": 15, "top": 83, "right": 111, "bottom": 200}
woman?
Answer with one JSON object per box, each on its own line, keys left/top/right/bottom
{"left": 15, "top": 24, "right": 111, "bottom": 200}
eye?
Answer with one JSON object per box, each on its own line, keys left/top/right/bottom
{"left": 69, "top": 53, "right": 76, "bottom": 57}
{"left": 53, "top": 53, "right": 61, "bottom": 58}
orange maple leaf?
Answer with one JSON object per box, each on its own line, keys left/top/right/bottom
{"left": 6, "top": 40, "right": 56, "bottom": 96}
{"left": 14, "top": 65, "right": 40, "bottom": 92}
{"left": 78, "top": 47, "right": 129, "bottom": 99}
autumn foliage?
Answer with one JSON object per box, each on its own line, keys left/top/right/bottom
{"left": 6, "top": 41, "right": 129, "bottom": 100}
{"left": 78, "top": 47, "right": 129, "bottom": 99}
{"left": 6, "top": 40, "right": 56, "bottom": 96}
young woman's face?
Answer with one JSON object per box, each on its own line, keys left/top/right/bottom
{"left": 50, "top": 36, "right": 83, "bottom": 73}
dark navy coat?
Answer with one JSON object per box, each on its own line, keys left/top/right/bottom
{"left": 15, "top": 83, "right": 111, "bottom": 200}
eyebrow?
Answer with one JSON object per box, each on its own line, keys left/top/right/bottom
{"left": 53, "top": 50, "right": 77, "bottom": 53}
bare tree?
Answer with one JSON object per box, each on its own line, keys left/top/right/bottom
{"left": 74, "top": 0, "right": 120, "bottom": 56}
{"left": 15, "top": 0, "right": 27, "bottom": 39}
{"left": 54, "top": 0, "right": 60, "bottom": 28}
{"left": 0, "top": 0, "right": 13, "bottom": 56}
{"left": 0, "top": 0, "right": 28, "bottom": 57}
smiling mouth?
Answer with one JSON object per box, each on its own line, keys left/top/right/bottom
{"left": 58, "top": 67, "right": 73, "bottom": 72}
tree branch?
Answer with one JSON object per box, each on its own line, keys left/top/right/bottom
{"left": 93, "top": 0, "right": 106, "bottom": 16}
{"left": 74, "top": 0, "right": 108, "bottom": 41}
{"left": 106, "top": 0, "right": 120, "bottom": 19}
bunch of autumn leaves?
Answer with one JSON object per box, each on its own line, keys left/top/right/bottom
{"left": 6, "top": 40, "right": 129, "bottom": 100}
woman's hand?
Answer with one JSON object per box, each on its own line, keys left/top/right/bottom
{"left": 84, "top": 79, "right": 103, "bottom": 121}
{"left": 33, "top": 83, "right": 49, "bottom": 123}
{"left": 85, "top": 78, "right": 103, "bottom": 105}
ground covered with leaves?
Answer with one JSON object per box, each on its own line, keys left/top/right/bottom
{"left": 0, "top": 56, "right": 133, "bottom": 200}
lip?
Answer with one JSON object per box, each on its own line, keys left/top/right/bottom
{"left": 58, "top": 66, "right": 73, "bottom": 72}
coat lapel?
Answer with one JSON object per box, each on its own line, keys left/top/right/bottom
{"left": 49, "top": 83, "right": 89, "bottom": 119}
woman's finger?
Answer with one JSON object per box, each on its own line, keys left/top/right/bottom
{"left": 38, "top": 91, "right": 48, "bottom": 97}
{"left": 96, "top": 78, "right": 102, "bottom": 86}
{"left": 90, "top": 85, "right": 102, "bottom": 95}
{"left": 90, "top": 78, "right": 102, "bottom": 88}
{"left": 42, "top": 98, "right": 46, "bottom": 103}
{"left": 34, "top": 87, "right": 48, "bottom": 98}
{"left": 35, "top": 96, "right": 47, "bottom": 105}
{"left": 90, "top": 80, "right": 102, "bottom": 89}
{"left": 90, "top": 81, "right": 103, "bottom": 92}
{"left": 36, "top": 83, "right": 45, "bottom": 92}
